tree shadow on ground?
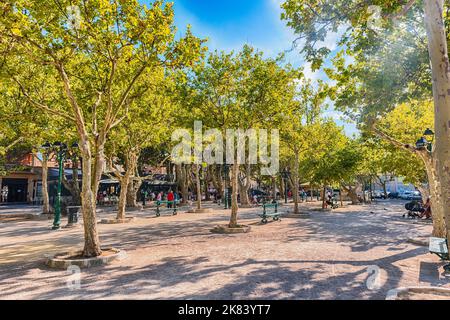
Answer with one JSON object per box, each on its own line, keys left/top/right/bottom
{"left": 0, "top": 200, "right": 443, "bottom": 299}
{"left": 282, "top": 202, "right": 430, "bottom": 253}
{"left": 10, "top": 246, "right": 432, "bottom": 300}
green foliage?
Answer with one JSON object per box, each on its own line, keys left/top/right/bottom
{"left": 298, "top": 120, "right": 353, "bottom": 186}
{"left": 367, "top": 100, "right": 433, "bottom": 185}
{"left": 178, "top": 45, "right": 300, "bottom": 132}
{"left": 280, "top": 0, "right": 432, "bottom": 124}
{"left": 0, "top": 0, "right": 206, "bottom": 148}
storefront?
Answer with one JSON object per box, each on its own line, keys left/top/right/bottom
{"left": 0, "top": 171, "right": 39, "bottom": 204}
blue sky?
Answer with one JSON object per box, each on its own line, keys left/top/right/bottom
{"left": 142, "top": 0, "right": 357, "bottom": 136}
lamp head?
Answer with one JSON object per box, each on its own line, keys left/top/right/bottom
{"left": 424, "top": 128, "right": 434, "bottom": 137}
{"left": 415, "top": 137, "right": 427, "bottom": 150}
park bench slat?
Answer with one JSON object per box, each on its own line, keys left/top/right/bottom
{"left": 429, "top": 237, "right": 448, "bottom": 254}
{"left": 258, "top": 213, "right": 279, "bottom": 217}
{"left": 259, "top": 202, "right": 281, "bottom": 224}
{"left": 155, "top": 200, "right": 179, "bottom": 217}
{"left": 429, "top": 237, "right": 449, "bottom": 260}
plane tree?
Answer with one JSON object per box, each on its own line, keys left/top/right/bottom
{"left": 0, "top": 0, "right": 205, "bottom": 256}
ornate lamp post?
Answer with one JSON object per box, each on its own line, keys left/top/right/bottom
{"left": 42, "top": 141, "right": 78, "bottom": 230}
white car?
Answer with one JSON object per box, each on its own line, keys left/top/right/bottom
{"left": 399, "top": 191, "right": 413, "bottom": 200}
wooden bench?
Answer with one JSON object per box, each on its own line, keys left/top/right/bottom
{"left": 258, "top": 202, "right": 281, "bottom": 224}
{"left": 155, "top": 200, "right": 180, "bottom": 217}
{"left": 429, "top": 237, "right": 449, "bottom": 260}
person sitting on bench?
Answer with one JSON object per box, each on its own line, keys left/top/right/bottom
{"left": 419, "top": 198, "right": 432, "bottom": 219}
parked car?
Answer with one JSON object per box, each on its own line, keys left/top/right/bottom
{"left": 388, "top": 192, "right": 399, "bottom": 199}
{"left": 399, "top": 191, "right": 413, "bottom": 200}
{"left": 373, "top": 190, "right": 387, "bottom": 199}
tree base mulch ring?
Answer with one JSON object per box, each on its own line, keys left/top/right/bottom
{"left": 386, "top": 287, "right": 450, "bottom": 300}
{"left": 45, "top": 247, "right": 127, "bottom": 269}
{"left": 210, "top": 224, "right": 251, "bottom": 234}
{"left": 62, "top": 223, "right": 82, "bottom": 229}
{"left": 100, "top": 216, "right": 135, "bottom": 224}
{"left": 406, "top": 237, "right": 428, "bottom": 246}
{"left": 239, "top": 204, "right": 254, "bottom": 208}
{"left": 0, "top": 213, "right": 47, "bottom": 222}
{"left": 187, "top": 208, "right": 213, "bottom": 213}
{"left": 311, "top": 208, "right": 332, "bottom": 212}
{"left": 31, "top": 214, "right": 54, "bottom": 221}
{"left": 284, "top": 212, "right": 311, "bottom": 218}
{"left": 126, "top": 205, "right": 143, "bottom": 211}
{"left": 412, "top": 219, "right": 433, "bottom": 225}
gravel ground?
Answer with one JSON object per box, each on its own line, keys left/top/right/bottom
{"left": 0, "top": 200, "right": 448, "bottom": 300}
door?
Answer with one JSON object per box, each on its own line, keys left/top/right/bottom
{"left": 2, "top": 178, "right": 28, "bottom": 203}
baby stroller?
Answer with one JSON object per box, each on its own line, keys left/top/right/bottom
{"left": 403, "top": 200, "right": 423, "bottom": 218}
{"left": 326, "top": 196, "right": 339, "bottom": 209}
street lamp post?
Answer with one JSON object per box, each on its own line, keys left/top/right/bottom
{"left": 42, "top": 141, "right": 78, "bottom": 230}
{"left": 52, "top": 142, "right": 68, "bottom": 230}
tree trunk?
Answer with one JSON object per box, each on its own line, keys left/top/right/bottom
{"left": 210, "top": 165, "right": 223, "bottom": 199}
{"left": 344, "top": 185, "right": 359, "bottom": 204}
{"left": 62, "top": 155, "right": 81, "bottom": 205}
{"left": 55, "top": 62, "right": 102, "bottom": 257}
{"left": 422, "top": 155, "right": 446, "bottom": 237}
{"left": 126, "top": 179, "right": 139, "bottom": 207}
{"left": 424, "top": 0, "right": 450, "bottom": 240}
{"left": 293, "top": 150, "right": 300, "bottom": 214}
{"left": 417, "top": 185, "right": 430, "bottom": 204}
{"left": 195, "top": 164, "right": 202, "bottom": 210}
{"left": 382, "top": 181, "right": 387, "bottom": 199}
{"left": 204, "top": 182, "right": 210, "bottom": 201}
{"left": 176, "top": 164, "right": 189, "bottom": 204}
{"left": 117, "top": 175, "right": 128, "bottom": 220}
{"left": 229, "top": 160, "right": 239, "bottom": 228}
{"left": 80, "top": 143, "right": 102, "bottom": 257}
{"left": 112, "top": 151, "right": 138, "bottom": 220}
{"left": 41, "top": 152, "right": 50, "bottom": 214}
{"left": 272, "top": 176, "right": 277, "bottom": 201}
{"left": 204, "top": 170, "right": 211, "bottom": 201}
{"left": 279, "top": 176, "right": 285, "bottom": 201}
{"left": 322, "top": 185, "right": 326, "bottom": 209}
{"left": 238, "top": 164, "right": 251, "bottom": 206}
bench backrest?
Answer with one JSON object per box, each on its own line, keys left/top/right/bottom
{"left": 156, "top": 200, "right": 180, "bottom": 205}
